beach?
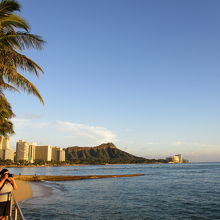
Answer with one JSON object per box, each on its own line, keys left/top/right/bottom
{"left": 13, "top": 180, "right": 32, "bottom": 202}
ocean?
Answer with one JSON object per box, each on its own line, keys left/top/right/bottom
{"left": 9, "top": 163, "right": 220, "bottom": 220}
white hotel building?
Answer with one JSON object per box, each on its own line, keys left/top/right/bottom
{"left": 16, "top": 140, "right": 65, "bottom": 162}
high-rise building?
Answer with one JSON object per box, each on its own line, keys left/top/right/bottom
{"left": 166, "top": 154, "right": 184, "bottom": 163}
{"left": 60, "top": 148, "right": 65, "bottom": 162}
{"left": 35, "top": 145, "right": 52, "bottom": 162}
{"left": 0, "top": 136, "right": 10, "bottom": 149}
{"left": 0, "top": 136, "right": 14, "bottom": 161}
{"left": 4, "top": 149, "right": 15, "bottom": 161}
{"left": 14, "top": 139, "right": 66, "bottom": 163}
{"left": 52, "top": 147, "right": 65, "bottom": 161}
{"left": 16, "top": 140, "right": 29, "bottom": 161}
{"left": 28, "top": 143, "right": 36, "bottom": 163}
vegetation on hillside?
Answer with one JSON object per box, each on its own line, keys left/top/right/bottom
{"left": 65, "top": 143, "right": 167, "bottom": 164}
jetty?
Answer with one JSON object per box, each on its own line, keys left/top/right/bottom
{"left": 14, "top": 174, "right": 144, "bottom": 181}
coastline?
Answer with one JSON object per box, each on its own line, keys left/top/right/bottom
{"left": 14, "top": 180, "right": 53, "bottom": 202}
{"left": 0, "top": 162, "right": 171, "bottom": 169}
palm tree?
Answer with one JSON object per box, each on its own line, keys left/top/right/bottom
{"left": 0, "top": 93, "right": 14, "bottom": 135}
{"left": 0, "top": 0, "right": 45, "bottom": 102}
{"left": 0, "top": 0, "right": 45, "bottom": 136}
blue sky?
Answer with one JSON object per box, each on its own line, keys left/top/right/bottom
{"left": 6, "top": 0, "right": 220, "bottom": 162}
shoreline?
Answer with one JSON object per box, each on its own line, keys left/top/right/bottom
{"left": 14, "top": 180, "right": 53, "bottom": 203}
{"left": 0, "top": 162, "right": 176, "bottom": 168}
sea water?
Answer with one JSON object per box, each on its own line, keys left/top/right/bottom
{"left": 9, "top": 163, "right": 220, "bottom": 220}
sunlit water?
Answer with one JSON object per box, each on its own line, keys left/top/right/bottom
{"left": 9, "top": 163, "right": 220, "bottom": 220}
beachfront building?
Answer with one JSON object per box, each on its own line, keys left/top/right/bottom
{"left": 35, "top": 145, "right": 52, "bottom": 162}
{"left": 16, "top": 141, "right": 66, "bottom": 162}
{"left": 52, "top": 147, "right": 65, "bottom": 161}
{"left": 0, "top": 136, "right": 14, "bottom": 161}
{"left": 3, "top": 149, "right": 15, "bottom": 161}
{"left": 28, "top": 143, "right": 37, "bottom": 163}
{"left": 16, "top": 140, "right": 30, "bottom": 161}
{"left": 0, "top": 136, "right": 9, "bottom": 149}
{"left": 166, "top": 154, "right": 183, "bottom": 163}
{"left": 16, "top": 140, "right": 37, "bottom": 162}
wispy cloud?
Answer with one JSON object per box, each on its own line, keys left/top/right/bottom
{"left": 11, "top": 118, "right": 117, "bottom": 147}
{"left": 54, "top": 121, "right": 117, "bottom": 144}
{"left": 13, "top": 118, "right": 48, "bottom": 129}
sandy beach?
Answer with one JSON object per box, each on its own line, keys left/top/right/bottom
{"left": 13, "top": 180, "right": 33, "bottom": 202}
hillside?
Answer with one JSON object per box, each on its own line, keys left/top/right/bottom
{"left": 65, "top": 143, "right": 166, "bottom": 164}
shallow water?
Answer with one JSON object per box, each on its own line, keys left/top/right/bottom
{"left": 9, "top": 163, "right": 220, "bottom": 220}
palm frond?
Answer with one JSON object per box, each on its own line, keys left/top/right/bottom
{"left": 0, "top": 31, "right": 45, "bottom": 50}
{"left": 0, "top": 14, "right": 29, "bottom": 31}
{"left": 0, "top": 48, "right": 44, "bottom": 76}
{"left": 0, "top": 75, "right": 18, "bottom": 92}
{"left": 0, "top": 0, "right": 20, "bottom": 16}
{"left": 2, "top": 70, "right": 44, "bottom": 104}
{"left": 0, "top": 118, "right": 14, "bottom": 136}
{"left": 0, "top": 93, "right": 15, "bottom": 118}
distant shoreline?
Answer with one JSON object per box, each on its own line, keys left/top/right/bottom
{"left": 0, "top": 162, "right": 191, "bottom": 168}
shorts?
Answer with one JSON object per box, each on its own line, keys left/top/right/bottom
{"left": 0, "top": 201, "right": 10, "bottom": 216}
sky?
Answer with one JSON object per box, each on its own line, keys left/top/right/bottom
{"left": 5, "top": 0, "right": 220, "bottom": 162}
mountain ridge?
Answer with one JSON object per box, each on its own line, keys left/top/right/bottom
{"left": 65, "top": 143, "right": 166, "bottom": 164}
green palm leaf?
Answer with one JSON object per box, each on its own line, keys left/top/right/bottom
{"left": 0, "top": 0, "right": 20, "bottom": 16}
{"left": 2, "top": 70, "right": 44, "bottom": 104}
{"left": 0, "top": 32, "right": 45, "bottom": 50}
{"left": 0, "top": 48, "right": 44, "bottom": 76}
{"left": 0, "top": 14, "right": 29, "bottom": 31}
{"left": 0, "top": 0, "right": 45, "bottom": 136}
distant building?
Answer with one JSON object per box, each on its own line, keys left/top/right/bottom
{"left": 0, "top": 136, "right": 14, "bottom": 161}
{"left": 28, "top": 143, "right": 36, "bottom": 163}
{"left": 166, "top": 154, "right": 186, "bottom": 163}
{"left": 4, "top": 149, "right": 15, "bottom": 161}
{"left": 52, "top": 147, "right": 65, "bottom": 161}
{"left": 0, "top": 136, "right": 9, "bottom": 149}
{"left": 35, "top": 145, "right": 52, "bottom": 162}
{"left": 15, "top": 140, "right": 66, "bottom": 163}
{"left": 16, "top": 140, "right": 37, "bottom": 162}
{"left": 16, "top": 140, "right": 30, "bottom": 161}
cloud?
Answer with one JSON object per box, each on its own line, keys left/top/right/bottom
{"left": 11, "top": 118, "right": 117, "bottom": 147}
{"left": 12, "top": 118, "right": 49, "bottom": 129}
{"left": 54, "top": 121, "right": 117, "bottom": 144}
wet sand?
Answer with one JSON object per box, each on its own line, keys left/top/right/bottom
{"left": 13, "top": 180, "right": 32, "bottom": 202}
{"left": 13, "top": 180, "right": 52, "bottom": 202}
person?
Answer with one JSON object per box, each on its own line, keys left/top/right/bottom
{"left": 0, "top": 169, "right": 18, "bottom": 220}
